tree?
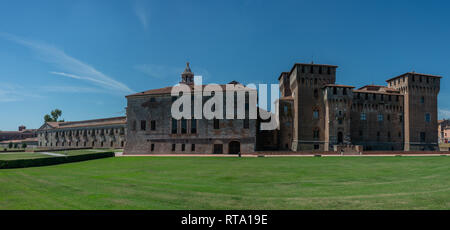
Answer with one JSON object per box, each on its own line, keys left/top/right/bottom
{"left": 13, "top": 143, "right": 18, "bottom": 149}
{"left": 22, "top": 143, "right": 27, "bottom": 149}
{"left": 44, "top": 109, "right": 64, "bottom": 122}
{"left": 8, "top": 142, "right": 13, "bottom": 149}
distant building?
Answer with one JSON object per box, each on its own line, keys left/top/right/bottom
{"left": 37, "top": 117, "right": 127, "bottom": 149}
{"left": 0, "top": 137, "right": 38, "bottom": 148}
{"left": 438, "top": 119, "right": 450, "bottom": 143}
{"left": 0, "top": 126, "right": 37, "bottom": 142}
{"left": 124, "top": 63, "right": 258, "bottom": 154}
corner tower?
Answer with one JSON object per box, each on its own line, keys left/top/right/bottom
{"left": 386, "top": 72, "right": 441, "bottom": 151}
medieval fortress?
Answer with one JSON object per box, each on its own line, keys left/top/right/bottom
{"left": 37, "top": 62, "right": 442, "bottom": 154}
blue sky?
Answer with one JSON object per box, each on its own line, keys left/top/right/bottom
{"left": 0, "top": 0, "right": 449, "bottom": 130}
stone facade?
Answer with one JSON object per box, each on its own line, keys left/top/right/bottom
{"left": 37, "top": 117, "right": 126, "bottom": 149}
{"left": 0, "top": 126, "right": 36, "bottom": 142}
{"left": 278, "top": 63, "right": 442, "bottom": 151}
{"left": 124, "top": 63, "right": 257, "bottom": 154}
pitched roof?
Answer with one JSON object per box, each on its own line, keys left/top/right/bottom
{"left": 323, "top": 84, "right": 355, "bottom": 88}
{"left": 126, "top": 83, "right": 256, "bottom": 97}
{"left": 40, "top": 116, "right": 126, "bottom": 131}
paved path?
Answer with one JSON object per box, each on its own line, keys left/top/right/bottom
{"left": 39, "top": 152, "right": 66, "bottom": 157}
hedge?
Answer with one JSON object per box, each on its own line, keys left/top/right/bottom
{"left": 0, "top": 152, "right": 115, "bottom": 169}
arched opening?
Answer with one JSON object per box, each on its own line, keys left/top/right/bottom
{"left": 228, "top": 141, "right": 241, "bottom": 154}
{"left": 337, "top": 132, "right": 343, "bottom": 144}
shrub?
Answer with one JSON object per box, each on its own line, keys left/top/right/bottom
{"left": 0, "top": 152, "right": 115, "bottom": 169}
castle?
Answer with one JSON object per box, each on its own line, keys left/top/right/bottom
{"left": 37, "top": 62, "right": 442, "bottom": 153}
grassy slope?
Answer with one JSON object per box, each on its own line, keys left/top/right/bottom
{"left": 0, "top": 153, "right": 50, "bottom": 160}
{"left": 0, "top": 156, "right": 449, "bottom": 210}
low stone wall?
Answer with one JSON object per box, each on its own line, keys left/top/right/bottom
{"left": 245, "top": 150, "right": 449, "bottom": 156}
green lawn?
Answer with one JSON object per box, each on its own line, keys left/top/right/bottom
{"left": 0, "top": 153, "right": 50, "bottom": 160}
{"left": 0, "top": 156, "right": 449, "bottom": 210}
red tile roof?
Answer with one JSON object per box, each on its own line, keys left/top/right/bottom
{"left": 126, "top": 83, "right": 257, "bottom": 97}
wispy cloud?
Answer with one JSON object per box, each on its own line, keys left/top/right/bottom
{"left": 439, "top": 109, "right": 450, "bottom": 119}
{"left": 134, "top": 64, "right": 183, "bottom": 79}
{"left": 0, "top": 84, "right": 43, "bottom": 102}
{"left": 134, "top": 63, "right": 211, "bottom": 84}
{"left": 0, "top": 32, "right": 134, "bottom": 94}
{"left": 133, "top": 1, "right": 150, "bottom": 30}
{"left": 39, "top": 85, "right": 106, "bottom": 94}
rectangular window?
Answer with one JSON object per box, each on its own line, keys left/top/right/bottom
{"left": 132, "top": 120, "right": 136, "bottom": 131}
{"left": 191, "top": 144, "right": 195, "bottom": 152}
{"left": 151, "top": 120, "right": 156, "bottom": 130}
{"left": 399, "top": 115, "right": 403, "bottom": 123}
{"left": 181, "top": 119, "right": 187, "bottom": 134}
{"left": 140, "top": 120, "right": 146, "bottom": 130}
{"left": 313, "top": 110, "right": 319, "bottom": 119}
{"left": 378, "top": 114, "right": 384, "bottom": 121}
{"left": 425, "top": 113, "right": 431, "bottom": 122}
{"left": 244, "top": 118, "right": 249, "bottom": 129}
{"left": 172, "top": 144, "right": 176, "bottom": 151}
{"left": 151, "top": 144, "right": 154, "bottom": 151}
{"left": 181, "top": 144, "right": 185, "bottom": 151}
{"left": 313, "top": 130, "right": 319, "bottom": 139}
{"left": 420, "top": 132, "right": 426, "bottom": 142}
{"left": 214, "top": 119, "right": 219, "bottom": 129}
{"left": 314, "top": 144, "right": 319, "bottom": 150}
{"left": 172, "top": 119, "right": 178, "bottom": 134}
{"left": 359, "top": 130, "right": 363, "bottom": 136}
{"left": 191, "top": 120, "right": 197, "bottom": 134}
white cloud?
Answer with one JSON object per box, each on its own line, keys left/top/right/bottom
{"left": 439, "top": 109, "right": 450, "bottom": 119}
{"left": 0, "top": 33, "right": 134, "bottom": 94}
{"left": 0, "top": 84, "right": 43, "bottom": 102}
{"left": 134, "top": 1, "right": 149, "bottom": 30}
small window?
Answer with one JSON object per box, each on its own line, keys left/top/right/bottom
{"left": 313, "top": 129, "right": 319, "bottom": 139}
{"left": 191, "top": 120, "right": 197, "bottom": 133}
{"left": 314, "top": 144, "right": 319, "bottom": 150}
{"left": 398, "top": 132, "right": 402, "bottom": 137}
{"left": 132, "top": 120, "right": 137, "bottom": 131}
{"left": 151, "top": 144, "right": 155, "bottom": 151}
{"left": 181, "top": 144, "right": 185, "bottom": 151}
{"left": 378, "top": 114, "right": 384, "bottom": 121}
{"left": 214, "top": 119, "right": 219, "bottom": 129}
{"left": 310, "top": 66, "right": 314, "bottom": 74}
{"left": 313, "top": 110, "right": 319, "bottom": 119}
{"left": 387, "top": 115, "right": 390, "bottom": 121}
{"left": 343, "top": 88, "right": 347, "bottom": 95}
{"left": 181, "top": 119, "right": 187, "bottom": 134}
{"left": 172, "top": 119, "right": 178, "bottom": 134}
{"left": 314, "top": 89, "right": 318, "bottom": 98}
{"left": 172, "top": 144, "right": 176, "bottom": 151}
{"left": 421, "top": 96, "right": 425, "bottom": 104}
{"left": 333, "top": 87, "right": 337, "bottom": 95}
{"left": 420, "top": 132, "right": 426, "bottom": 142}
{"left": 244, "top": 119, "right": 249, "bottom": 129}
{"left": 425, "top": 113, "right": 431, "bottom": 122}
{"left": 191, "top": 144, "right": 195, "bottom": 152}
{"left": 360, "top": 113, "right": 366, "bottom": 121}
{"left": 359, "top": 130, "right": 363, "bottom": 136}
{"left": 151, "top": 120, "right": 156, "bottom": 130}
{"left": 140, "top": 120, "right": 146, "bottom": 130}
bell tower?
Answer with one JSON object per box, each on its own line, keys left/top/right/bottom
{"left": 180, "top": 62, "right": 194, "bottom": 85}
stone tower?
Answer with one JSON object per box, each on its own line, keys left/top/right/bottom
{"left": 386, "top": 72, "right": 441, "bottom": 151}
{"left": 287, "top": 63, "right": 338, "bottom": 151}
{"left": 180, "top": 62, "right": 194, "bottom": 85}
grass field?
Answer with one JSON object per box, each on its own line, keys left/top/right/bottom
{"left": 0, "top": 156, "right": 449, "bottom": 210}
{"left": 0, "top": 149, "right": 116, "bottom": 160}
{"left": 0, "top": 153, "right": 50, "bottom": 160}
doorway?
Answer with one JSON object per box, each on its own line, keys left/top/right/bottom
{"left": 228, "top": 141, "right": 241, "bottom": 154}
{"left": 338, "top": 132, "right": 343, "bottom": 144}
